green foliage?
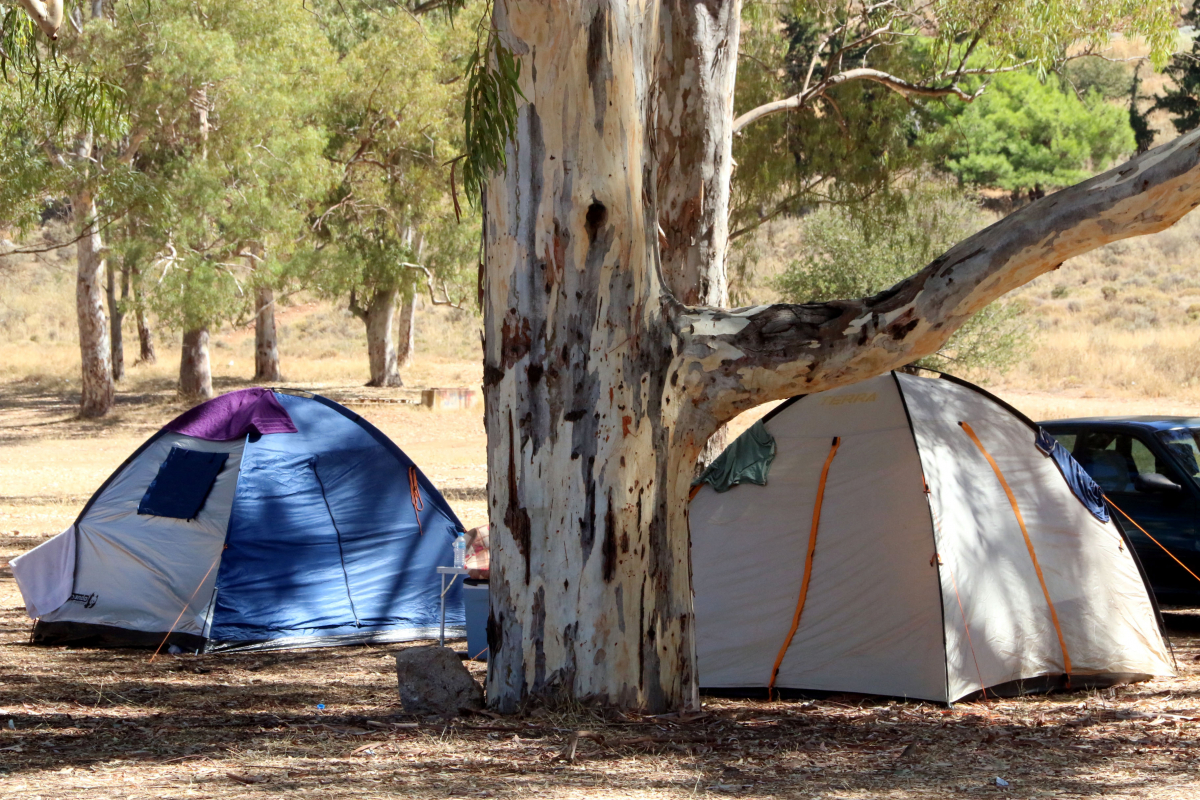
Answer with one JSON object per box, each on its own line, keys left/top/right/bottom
{"left": 462, "top": 30, "right": 522, "bottom": 204}
{"left": 730, "top": 0, "right": 1176, "bottom": 258}
{"left": 306, "top": 7, "right": 479, "bottom": 310}
{"left": 0, "top": 5, "right": 125, "bottom": 136}
{"left": 1129, "top": 64, "right": 1156, "bottom": 154}
{"left": 732, "top": 7, "right": 932, "bottom": 238}
{"left": 1063, "top": 58, "right": 1135, "bottom": 101}
{"left": 1153, "top": 6, "right": 1200, "bottom": 135}
{"left": 928, "top": 71, "right": 1135, "bottom": 191}
{"left": 85, "top": 0, "right": 337, "bottom": 331}
{"left": 774, "top": 182, "right": 1029, "bottom": 373}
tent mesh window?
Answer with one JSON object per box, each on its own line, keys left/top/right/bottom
{"left": 137, "top": 447, "right": 229, "bottom": 520}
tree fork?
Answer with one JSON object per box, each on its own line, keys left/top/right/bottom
{"left": 483, "top": 0, "right": 1200, "bottom": 712}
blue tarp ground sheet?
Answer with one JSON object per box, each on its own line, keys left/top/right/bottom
{"left": 207, "top": 393, "right": 464, "bottom": 643}
{"left": 137, "top": 447, "right": 229, "bottom": 520}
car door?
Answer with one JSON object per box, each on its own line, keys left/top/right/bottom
{"left": 1070, "top": 428, "right": 1199, "bottom": 603}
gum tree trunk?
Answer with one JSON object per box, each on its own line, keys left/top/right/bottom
{"left": 133, "top": 271, "right": 156, "bottom": 365}
{"left": 396, "top": 291, "right": 416, "bottom": 369}
{"left": 654, "top": 1, "right": 740, "bottom": 467}
{"left": 179, "top": 327, "right": 213, "bottom": 399}
{"left": 73, "top": 190, "right": 113, "bottom": 418}
{"left": 654, "top": 0, "right": 739, "bottom": 308}
{"left": 253, "top": 285, "right": 282, "bottom": 382}
{"left": 484, "top": 2, "right": 699, "bottom": 712}
{"left": 351, "top": 288, "right": 403, "bottom": 387}
{"left": 483, "top": 0, "right": 1200, "bottom": 713}
{"left": 106, "top": 262, "right": 125, "bottom": 382}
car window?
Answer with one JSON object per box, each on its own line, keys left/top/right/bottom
{"left": 1051, "top": 433, "right": 1076, "bottom": 452}
{"left": 1157, "top": 428, "right": 1200, "bottom": 480}
{"left": 1074, "top": 431, "right": 1175, "bottom": 493}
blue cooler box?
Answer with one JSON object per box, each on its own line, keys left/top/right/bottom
{"left": 463, "top": 581, "right": 489, "bottom": 661}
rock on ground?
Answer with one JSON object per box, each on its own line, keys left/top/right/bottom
{"left": 395, "top": 645, "right": 484, "bottom": 716}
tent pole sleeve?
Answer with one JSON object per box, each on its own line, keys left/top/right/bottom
{"left": 1106, "top": 494, "right": 1200, "bottom": 588}
{"left": 768, "top": 436, "right": 841, "bottom": 697}
{"left": 960, "top": 421, "right": 1072, "bottom": 678}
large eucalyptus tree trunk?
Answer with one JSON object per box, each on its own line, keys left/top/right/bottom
{"left": 179, "top": 327, "right": 213, "bottom": 399}
{"left": 350, "top": 288, "right": 403, "bottom": 387}
{"left": 73, "top": 190, "right": 114, "bottom": 418}
{"left": 483, "top": 0, "right": 1200, "bottom": 713}
{"left": 253, "top": 285, "right": 282, "bottom": 382}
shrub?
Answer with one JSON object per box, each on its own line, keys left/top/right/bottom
{"left": 774, "top": 181, "right": 1030, "bottom": 374}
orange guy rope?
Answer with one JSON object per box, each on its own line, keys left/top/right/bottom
{"left": 1105, "top": 494, "right": 1200, "bottom": 588}
{"left": 769, "top": 436, "right": 841, "bottom": 697}
{"left": 960, "top": 421, "right": 1072, "bottom": 677}
{"left": 150, "top": 550, "right": 223, "bottom": 663}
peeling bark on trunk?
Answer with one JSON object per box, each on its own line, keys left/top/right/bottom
{"left": 351, "top": 288, "right": 403, "bottom": 388}
{"left": 485, "top": 1, "right": 698, "bottom": 713}
{"left": 106, "top": 263, "right": 126, "bottom": 383}
{"left": 397, "top": 291, "right": 416, "bottom": 369}
{"left": 484, "top": 0, "right": 1200, "bottom": 713}
{"left": 654, "top": 0, "right": 739, "bottom": 307}
{"left": 179, "top": 327, "right": 213, "bottom": 400}
{"left": 253, "top": 285, "right": 282, "bottom": 382}
{"left": 74, "top": 190, "right": 113, "bottom": 418}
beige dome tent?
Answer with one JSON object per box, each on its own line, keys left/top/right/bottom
{"left": 690, "top": 371, "right": 1173, "bottom": 703}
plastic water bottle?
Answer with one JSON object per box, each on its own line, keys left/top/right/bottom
{"left": 453, "top": 532, "right": 467, "bottom": 568}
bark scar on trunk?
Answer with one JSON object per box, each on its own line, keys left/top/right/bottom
{"left": 585, "top": 2, "right": 612, "bottom": 134}
{"left": 505, "top": 411, "right": 532, "bottom": 584}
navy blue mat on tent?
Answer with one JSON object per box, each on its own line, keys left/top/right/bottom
{"left": 138, "top": 447, "right": 229, "bottom": 520}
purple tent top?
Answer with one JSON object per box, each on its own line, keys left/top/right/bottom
{"left": 164, "top": 388, "right": 298, "bottom": 441}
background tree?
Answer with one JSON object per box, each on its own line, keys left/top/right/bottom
{"left": 927, "top": 71, "right": 1136, "bottom": 194}
{"left": 308, "top": 8, "right": 474, "bottom": 387}
{"left": 88, "top": 0, "right": 333, "bottom": 397}
{"left": 472, "top": 0, "right": 1184, "bottom": 713}
{"left": 0, "top": 0, "right": 128, "bottom": 417}
{"left": 1154, "top": 3, "right": 1200, "bottom": 135}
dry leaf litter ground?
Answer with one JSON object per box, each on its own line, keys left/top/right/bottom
{"left": 3, "top": 363, "right": 1200, "bottom": 799}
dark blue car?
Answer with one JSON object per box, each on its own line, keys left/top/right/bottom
{"left": 1040, "top": 417, "right": 1200, "bottom": 606}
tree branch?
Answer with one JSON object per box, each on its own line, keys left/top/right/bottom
{"left": 676, "top": 129, "right": 1200, "bottom": 425}
{"left": 732, "top": 67, "right": 983, "bottom": 134}
{"left": 347, "top": 288, "right": 368, "bottom": 322}
{"left": 401, "top": 261, "right": 465, "bottom": 308}
{"left": 17, "top": 0, "right": 63, "bottom": 39}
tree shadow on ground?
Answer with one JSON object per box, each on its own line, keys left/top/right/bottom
{"left": 2, "top": 632, "right": 1200, "bottom": 798}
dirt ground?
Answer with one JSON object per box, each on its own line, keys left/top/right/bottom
{"left": 3, "top": 372, "right": 1200, "bottom": 799}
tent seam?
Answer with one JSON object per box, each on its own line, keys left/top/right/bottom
{"left": 310, "top": 458, "right": 362, "bottom": 628}
{"left": 892, "top": 371, "right": 953, "bottom": 705}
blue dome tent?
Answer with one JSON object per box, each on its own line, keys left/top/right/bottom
{"left": 12, "top": 388, "right": 466, "bottom": 652}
